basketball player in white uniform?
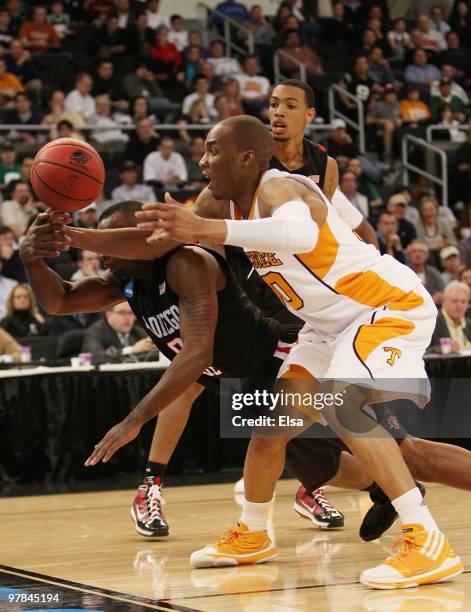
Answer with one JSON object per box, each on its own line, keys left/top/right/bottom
{"left": 133, "top": 115, "right": 463, "bottom": 589}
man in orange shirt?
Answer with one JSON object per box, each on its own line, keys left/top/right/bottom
{"left": 0, "top": 57, "right": 24, "bottom": 105}
{"left": 19, "top": 6, "right": 60, "bottom": 53}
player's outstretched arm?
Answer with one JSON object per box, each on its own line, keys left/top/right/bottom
{"left": 20, "top": 212, "right": 123, "bottom": 314}
{"left": 85, "top": 247, "right": 220, "bottom": 466}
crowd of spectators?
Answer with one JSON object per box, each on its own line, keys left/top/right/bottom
{"left": 0, "top": 0, "right": 470, "bottom": 362}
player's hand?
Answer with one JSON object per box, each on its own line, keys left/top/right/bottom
{"left": 136, "top": 193, "right": 204, "bottom": 243}
{"left": 84, "top": 414, "right": 143, "bottom": 466}
{"left": 132, "top": 337, "right": 154, "bottom": 354}
{"left": 19, "top": 211, "right": 72, "bottom": 263}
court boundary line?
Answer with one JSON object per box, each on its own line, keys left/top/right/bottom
{"left": 0, "top": 565, "right": 201, "bottom": 612}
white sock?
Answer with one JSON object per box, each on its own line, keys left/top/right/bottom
{"left": 392, "top": 487, "right": 438, "bottom": 532}
{"left": 240, "top": 497, "right": 273, "bottom": 531}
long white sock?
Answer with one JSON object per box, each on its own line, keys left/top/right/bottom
{"left": 241, "top": 497, "right": 273, "bottom": 531}
{"left": 392, "top": 487, "right": 438, "bottom": 532}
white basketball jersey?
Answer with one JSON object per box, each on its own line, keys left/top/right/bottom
{"left": 230, "top": 169, "right": 422, "bottom": 335}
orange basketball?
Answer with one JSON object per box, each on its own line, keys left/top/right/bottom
{"left": 31, "top": 138, "right": 105, "bottom": 212}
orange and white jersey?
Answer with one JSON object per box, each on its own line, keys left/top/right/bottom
{"left": 231, "top": 168, "right": 423, "bottom": 337}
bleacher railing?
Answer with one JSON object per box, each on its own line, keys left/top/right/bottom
{"left": 426, "top": 123, "right": 471, "bottom": 142}
{"left": 328, "top": 84, "right": 365, "bottom": 153}
{"left": 401, "top": 134, "right": 449, "bottom": 208}
{"left": 196, "top": 2, "right": 255, "bottom": 56}
{"left": 273, "top": 49, "right": 307, "bottom": 84}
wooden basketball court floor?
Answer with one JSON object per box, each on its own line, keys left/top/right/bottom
{"left": 0, "top": 480, "right": 470, "bottom": 611}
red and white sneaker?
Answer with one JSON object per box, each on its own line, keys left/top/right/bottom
{"left": 130, "top": 476, "right": 169, "bottom": 537}
{"left": 294, "top": 485, "right": 344, "bottom": 529}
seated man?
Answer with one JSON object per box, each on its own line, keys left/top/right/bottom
{"left": 111, "top": 161, "right": 155, "bottom": 204}
{"left": 375, "top": 211, "right": 406, "bottom": 263}
{"left": 430, "top": 281, "right": 471, "bottom": 352}
{"left": 143, "top": 136, "right": 188, "bottom": 191}
{"left": 82, "top": 301, "right": 153, "bottom": 365}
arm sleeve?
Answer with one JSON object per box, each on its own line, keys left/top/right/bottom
{"left": 224, "top": 200, "right": 319, "bottom": 254}
{"left": 331, "top": 189, "right": 363, "bottom": 230}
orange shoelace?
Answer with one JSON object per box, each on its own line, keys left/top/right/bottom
{"left": 217, "top": 528, "right": 242, "bottom": 546}
{"left": 388, "top": 535, "right": 418, "bottom": 564}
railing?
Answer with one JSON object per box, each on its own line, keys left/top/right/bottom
{"left": 273, "top": 49, "right": 307, "bottom": 83}
{"left": 401, "top": 134, "right": 449, "bottom": 208}
{"left": 328, "top": 84, "right": 365, "bottom": 153}
{"left": 426, "top": 123, "right": 471, "bottom": 142}
{"left": 196, "top": 2, "right": 254, "bottom": 57}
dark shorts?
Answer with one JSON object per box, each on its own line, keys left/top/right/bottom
{"left": 286, "top": 402, "right": 409, "bottom": 491}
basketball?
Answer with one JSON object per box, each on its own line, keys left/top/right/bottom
{"left": 31, "top": 138, "right": 105, "bottom": 212}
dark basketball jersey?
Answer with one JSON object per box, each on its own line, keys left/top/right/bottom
{"left": 123, "top": 246, "right": 280, "bottom": 392}
{"left": 269, "top": 138, "right": 328, "bottom": 190}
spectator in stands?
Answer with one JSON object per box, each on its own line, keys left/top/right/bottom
{"left": 1, "top": 283, "right": 45, "bottom": 337}
{"left": 19, "top": 157, "right": 34, "bottom": 185}
{"left": 0, "top": 259, "right": 17, "bottom": 319}
{"left": 453, "top": 128, "right": 471, "bottom": 206}
{"left": 47, "top": 1, "right": 72, "bottom": 39}
{"left": 115, "top": 0, "right": 131, "bottom": 29}
{"left": 19, "top": 5, "right": 61, "bottom": 53}
{"left": 122, "top": 62, "right": 162, "bottom": 102}
{"left": 111, "top": 161, "right": 155, "bottom": 203}
{"left": 385, "top": 193, "right": 418, "bottom": 248}
{"left": 273, "top": 2, "right": 292, "bottom": 33}
{"left": 146, "top": 0, "right": 170, "bottom": 30}
{"left": 213, "top": 93, "right": 230, "bottom": 120}
{"left": 0, "top": 142, "right": 21, "bottom": 190}
{"left": 42, "top": 89, "right": 85, "bottom": 138}
{"left": 400, "top": 86, "right": 431, "bottom": 131}
{"left": 448, "top": 1, "right": 471, "bottom": 42}
{"left": 0, "top": 8, "right": 15, "bottom": 49}
{"left": 200, "top": 60, "right": 223, "bottom": 94}
{"left": 70, "top": 250, "right": 102, "bottom": 281}
{"left": 0, "top": 181, "right": 36, "bottom": 239}
{"left": 325, "top": 119, "right": 359, "bottom": 168}
{"left": 235, "top": 54, "right": 270, "bottom": 118}
{"left": 184, "top": 136, "right": 206, "bottom": 190}
{"left": 182, "top": 74, "right": 217, "bottom": 119}
{"left": 339, "top": 170, "right": 369, "bottom": 217}
{"left": 143, "top": 136, "right": 187, "bottom": 189}
{"left": 182, "top": 31, "right": 210, "bottom": 62}
{"left": 431, "top": 64, "right": 469, "bottom": 105}
{"left": 324, "top": 2, "right": 354, "bottom": 53}
{"left": 367, "top": 46, "right": 394, "bottom": 85}
{"left": 168, "top": 14, "right": 188, "bottom": 51}
{"left": 0, "top": 326, "right": 21, "bottom": 362}
{"left": 65, "top": 73, "right": 96, "bottom": 121}
{"left": 430, "top": 4, "right": 451, "bottom": 35}
{"left": 89, "top": 95, "right": 129, "bottom": 147}
{"left": 355, "top": 27, "right": 383, "bottom": 57}
{"left": 150, "top": 25, "right": 181, "bottom": 84}
{"left": 415, "top": 13, "right": 446, "bottom": 52}
{"left": 82, "top": 301, "right": 151, "bottom": 365}
{"left": 73, "top": 204, "right": 97, "bottom": 230}
{"left": 207, "top": 39, "right": 241, "bottom": 78}
{"left": 183, "top": 45, "right": 204, "bottom": 89}
{"left": 430, "top": 281, "right": 471, "bottom": 351}
{"left": 4, "top": 39, "right": 40, "bottom": 94}
{"left": 248, "top": 4, "right": 274, "bottom": 46}
{"left": 440, "top": 245, "right": 463, "bottom": 285}
{"left": 92, "top": 60, "right": 125, "bottom": 104}
{"left": 366, "top": 83, "right": 401, "bottom": 160}
{"left": 407, "top": 240, "right": 445, "bottom": 304}
{"left": 339, "top": 56, "right": 376, "bottom": 120}
{"left": 280, "top": 29, "right": 324, "bottom": 79}
{"left": 56, "top": 118, "right": 82, "bottom": 140}
{"left": 376, "top": 211, "right": 406, "bottom": 262}
{"left": 83, "top": 0, "right": 115, "bottom": 24}
{"left": 131, "top": 96, "right": 156, "bottom": 123}
{"left": 346, "top": 157, "right": 383, "bottom": 209}
{"left": 6, "top": 0, "right": 27, "bottom": 33}
{"left": 96, "top": 15, "right": 127, "bottom": 59}
{"left": 387, "top": 18, "right": 412, "bottom": 64}
{"left": 0, "top": 55, "right": 24, "bottom": 107}
{"left": 404, "top": 48, "right": 441, "bottom": 93}
{"left": 124, "top": 116, "right": 160, "bottom": 167}
{"left": 127, "top": 12, "right": 154, "bottom": 53}
{"left": 0, "top": 226, "right": 25, "bottom": 282}
{"left": 460, "top": 267, "right": 471, "bottom": 293}
{"left": 5, "top": 92, "right": 42, "bottom": 144}
{"left": 441, "top": 31, "right": 471, "bottom": 75}
{"left": 223, "top": 78, "right": 244, "bottom": 115}
{"left": 415, "top": 195, "right": 457, "bottom": 264}
{"left": 430, "top": 77, "right": 468, "bottom": 122}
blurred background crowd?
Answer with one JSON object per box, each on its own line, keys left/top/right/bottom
{"left": 0, "top": 0, "right": 470, "bottom": 365}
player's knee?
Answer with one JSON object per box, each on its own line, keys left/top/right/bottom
{"left": 400, "top": 436, "right": 430, "bottom": 481}
{"left": 250, "top": 436, "right": 289, "bottom": 456}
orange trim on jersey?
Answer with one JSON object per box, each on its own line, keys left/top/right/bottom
{"left": 248, "top": 172, "right": 269, "bottom": 220}
{"left": 353, "top": 317, "right": 415, "bottom": 366}
{"left": 281, "top": 364, "right": 314, "bottom": 378}
{"left": 335, "top": 270, "right": 424, "bottom": 310}
{"left": 296, "top": 220, "right": 339, "bottom": 280}
{"left": 230, "top": 201, "right": 243, "bottom": 220}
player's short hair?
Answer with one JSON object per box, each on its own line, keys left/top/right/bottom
{"left": 98, "top": 200, "right": 143, "bottom": 227}
{"left": 277, "top": 79, "right": 315, "bottom": 108}
{"left": 218, "top": 116, "right": 272, "bottom": 170}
